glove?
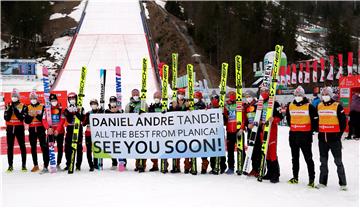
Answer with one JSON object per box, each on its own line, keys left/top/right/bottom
{"left": 138, "top": 110, "right": 145, "bottom": 115}
{"left": 161, "top": 110, "right": 166, "bottom": 114}
{"left": 119, "top": 109, "right": 124, "bottom": 113}
{"left": 47, "top": 128, "right": 54, "bottom": 135}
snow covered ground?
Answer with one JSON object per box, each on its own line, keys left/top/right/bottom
{"left": 1, "top": 127, "right": 358, "bottom": 207}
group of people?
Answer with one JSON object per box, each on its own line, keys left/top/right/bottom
{"left": 4, "top": 85, "right": 349, "bottom": 190}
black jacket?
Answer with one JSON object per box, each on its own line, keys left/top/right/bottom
{"left": 4, "top": 101, "right": 27, "bottom": 122}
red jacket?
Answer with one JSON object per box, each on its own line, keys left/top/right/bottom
{"left": 42, "top": 104, "right": 65, "bottom": 134}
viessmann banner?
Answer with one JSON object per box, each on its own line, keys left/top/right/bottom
{"left": 90, "top": 109, "right": 225, "bottom": 159}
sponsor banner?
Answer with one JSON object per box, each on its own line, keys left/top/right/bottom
{"left": 90, "top": 109, "right": 225, "bottom": 159}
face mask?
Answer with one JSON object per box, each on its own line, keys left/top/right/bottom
{"left": 133, "top": 96, "right": 139, "bottom": 101}
{"left": 322, "top": 95, "right": 331, "bottom": 102}
{"left": 211, "top": 99, "right": 219, "bottom": 107}
{"left": 51, "top": 101, "right": 58, "bottom": 107}
{"left": 69, "top": 99, "right": 76, "bottom": 105}
{"left": 30, "top": 99, "right": 37, "bottom": 105}
{"left": 246, "top": 97, "right": 253, "bottom": 104}
{"left": 177, "top": 94, "right": 184, "bottom": 100}
{"left": 194, "top": 98, "right": 199, "bottom": 103}
{"left": 154, "top": 98, "right": 160, "bottom": 104}
{"left": 110, "top": 102, "right": 117, "bottom": 107}
{"left": 229, "top": 94, "right": 236, "bottom": 101}
{"left": 91, "top": 105, "right": 98, "bottom": 110}
{"left": 261, "top": 92, "right": 269, "bottom": 100}
{"left": 294, "top": 96, "right": 303, "bottom": 103}
{"left": 11, "top": 97, "right": 18, "bottom": 102}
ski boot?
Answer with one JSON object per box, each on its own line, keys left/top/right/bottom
{"left": 315, "top": 184, "right": 327, "bottom": 189}
{"left": 307, "top": 180, "right": 315, "bottom": 188}
{"left": 225, "top": 168, "right": 234, "bottom": 175}
{"left": 184, "top": 169, "right": 190, "bottom": 174}
{"left": 149, "top": 166, "right": 159, "bottom": 172}
{"left": 40, "top": 168, "right": 49, "bottom": 174}
{"left": 31, "top": 165, "right": 40, "bottom": 172}
{"left": 201, "top": 169, "right": 207, "bottom": 174}
{"left": 340, "top": 185, "right": 348, "bottom": 191}
{"left": 288, "top": 178, "right": 299, "bottom": 184}
{"left": 21, "top": 166, "right": 27, "bottom": 172}
{"left": 6, "top": 166, "right": 13, "bottom": 173}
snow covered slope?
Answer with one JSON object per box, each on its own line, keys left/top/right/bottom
{"left": 1, "top": 127, "right": 358, "bottom": 207}
{"left": 53, "top": 0, "right": 158, "bottom": 110}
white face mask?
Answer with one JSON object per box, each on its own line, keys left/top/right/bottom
{"left": 133, "top": 96, "right": 139, "bottom": 101}
{"left": 91, "top": 104, "right": 98, "bottom": 110}
{"left": 294, "top": 96, "right": 303, "bottom": 103}
{"left": 110, "top": 102, "right": 117, "bottom": 107}
{"left": 11, "top": 97, "right": 18, "bottom": 102}
{"left": 194, "top": 98, "right": 199, "bottom": 103}
{"left": 69, "top": 99, "right": 76, "bottom": 105}
{"left": 51, "top": 101, "right": 58, "bottom": 107}
{"left": 322, "top": 95, "right": 331, "bottom": 102}
{"left": 177, "top": 94, "right": 184, "bottom": 100}
{"left": 154, "top": 98, "right": 160, "bottom": 104}
{"left": 246, "top": 97, "right": 253, "bottom": 104}
{"left": 30, "top": 99, "right": 37, "bottom": 105}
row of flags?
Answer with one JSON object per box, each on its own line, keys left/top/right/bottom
{"left": 279, "top": 51, "right": 358, "bottom": 86}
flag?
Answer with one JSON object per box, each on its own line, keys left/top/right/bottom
{"left": 327, "top": 55, "right": 334, "bottom": 80}
{"left": 320, "top": 58, "right": 325, "bottom": 82}
{"left": 312, "top": 60, "right": 318, "bottom": 83}
{"left": 298, "top": 63, "right": 303, "bottom": 83}
{"left": 348, "top": 52, "right": 353, "bottom": 75}
{"left": 280, "top": 66, "right": 286, "bottom": 85}
{"left": 336, "top": 54, "right": 343, "bottom": 79}
{"left": 304, "top": 61, "right": 310, "bottom": 83}
{"left": 286, "top": 65, "right": 291, "bottom": 85}
{"left": 291, "top": 64, "right": 297, "bottom": 84}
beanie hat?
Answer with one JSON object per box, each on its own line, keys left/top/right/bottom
{"left": 11, "top": 88, "right": 20, "bottom": 98}
{"left": 245, "top": 90, "right": 256, "bottom": 98}
{"left": 321, "top": 87, "right": 334, "bottom": 98}
{"left": 294, "top": 86, "right": 305, "bottom": 97}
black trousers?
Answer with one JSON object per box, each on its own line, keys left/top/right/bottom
{"left": 29, "top": 126, "right": 49, "bottom": 168}
{"left": 6, "top": 125, "right": 27, "bottom": 167}
{"left": 85, "top": 136, "right": 94, "bottom": 168}
{"left": 318, "top": 137, "right": 347, "bottom": 186}
{"left": 289, "top": 132, "right": 315, "bottom": 181}
{"left": 251, "top": 131, "right": 262, "bottom": 172}
{"left": 210, "top": 156, "right": 227, "bottom": 171}
{"left": 54, "top": 133, "right": 64, "bottom": 165}
{"left": 350, "top": 111, "right": 360, "bottom": 138}
{"left": 65, "top": 126, "right": 83, "bottom": 169}
{"left": 226, "top": 132, "right": 237, "bottom": 169}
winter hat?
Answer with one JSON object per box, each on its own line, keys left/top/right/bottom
{"left": 50, "top": 94, "right": 58, "bottom": 101}
{"left": 294, "top": 86, "right": 305, "bottom": 97}
{"left": 131, "top": 89, "right": 139, "bottom": 96}
{"left": 29, "top": 91, "right": 38, "bottom": 99}
{"left": 245, "top": 90, "right": 256, "bottom": 98}
{"left": 11, "top": 88, "right": 20, "bottom": 98}
{"left": 109, "top": 96, "right": 117, "bottom": 103}
{"left": 194, "top": 91, "right": 203, "bottom": 99}
{"left": 177, "top": 88, "right": 186, "bottom": 95}
{"left": 90, "top": 99, "right": 99, "bottom": 105}
{"left": 153, "top": 91, "right": 161, "bottom": 99}
{"left": 321, "top": 87, "right": 334, "bottom": 98}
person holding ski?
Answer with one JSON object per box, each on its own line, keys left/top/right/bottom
{"left": 42, "top": 94, "right": 66, "bottom": 170}
{"left": 24, "top": 91, "right": 49, "bottom": 173}
{"left": 105, "top": 96, "right": 127, "bottom": 170}
{"left": 258, "top": 86, "right": 283, "bottom": 183}
{"left": 83, "top": 99, "right": 104, "bottom": 171}
{"left": 286, "top": 86, "right": 317, "bottom": 187}
{"left": 169, "top": 88, "right": 189, "bottom": 173}
{"left": 209, "top": 92, "right": 227, "bottom": 175}
{"left": 125, "top": 89, "right": 148, "bottom": 172}
{"left": 4, "top": 88, "right": 28, "bottom": 172}
{"left": 148, "top": 91, "right": 164, "bottom": 172}
{"left": 63, "top": 92, "right": 85, "bottom": 171}
{"left": 240, "top": 89, "right": 260, "bottom": 176}
{"left": 188, "top": 91, "right": 208, "bottom": 174}
{"left": 316, "top": 87, "right": 347, "bottom": 191}
{"left": 224, "top": 91, "right": 238, "bottom": 174}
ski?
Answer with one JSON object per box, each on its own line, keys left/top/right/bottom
{"left": 139, "top": 58, "right": 148, "bottom": 169}
{"left": 215, "top": 62, "right": 228, "bottom": 173}
{"left": 235, "top": 55, "right": 244, "bottom": 175}
{"left": 161, "top": 64, "right": 169, "bottom": 173}
{"left": 187, "top": 64, "right": 197, "bottom": 174}
{"left": 69, "top": 66, "right": 87, "bottom": 174}
{"left": 115, "top": 66, "right": 126, "bottom": 171}
{"left": 203, "top": 79, "right": 211, "bottom": 105}
{"left": 242, "top": 51, "right": 277, "bottom": 175}
{"left": 172, "top": 53, "right": 178, "bottom": 102}
{"left": 257, "top": 45, "right": 283, "bottom": 182}
{"left": 42, "top": 67, "right": 56, "bottom": 173}
{"left": 97, "top": 68, "right": 106, "bottom": 170}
